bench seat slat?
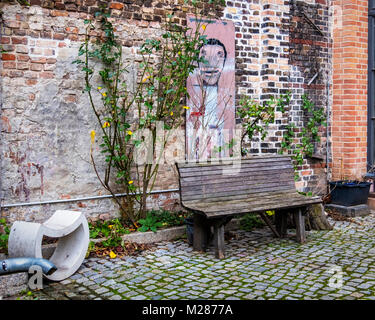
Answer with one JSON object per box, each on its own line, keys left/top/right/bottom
{"left": 186, "top": 195, "right": 321, "bottom": 213}
{"left": 183, "top": 190, "right": 317, "bottom": 207}
{"left": 202, "top": 199, "right": 319, "bottom": 218}
{"left": 183, "top": 188, "right": 307, "bottom": 204}
{"left": 182, "top": 190, "right": 300, "bottom": 204}
{"left": 182, "top": 192, "right": 321, "bottom": 218}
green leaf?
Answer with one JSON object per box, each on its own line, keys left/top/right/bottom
{"left": 133, "top": 140, "right": 142, "bottom": 147}
{"left": 138, "top": 226, "right": 149, "bottom": 232}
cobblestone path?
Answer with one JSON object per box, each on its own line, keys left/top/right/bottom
{"left": 7, "top": 213, "right": 375, "bottom": 300}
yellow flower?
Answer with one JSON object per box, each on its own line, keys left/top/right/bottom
{"left": 202, "top": 24, "right": 206, "bottom": 30}
{"left": 97, "top": 86, "right": 102, "bottom": 90}
{"left": 108, "top": 225, "right": 113, "bottom": 229}
{"left": 102, "top": 121, "right": 110, "bottom": 128}
{"left": 90, "top": 130, "right": 96, "bottom": 144}
{"left": 170, "top": 111, "right": 174, "bottom": 116}
{"left": 127, "top": 130, "right": 133, "bottom": 136}
{"left": 183, "top": 106, "right": 190, "bottom": 110}
{"left": 178, "top": 51, "right": 181, "bottom": 55}
{"left": 102, "top": 92, "right": 107, "bottom": 97}
{"left": 128, "top": 180, "right": 134, "bottom": 185}
{"left": 109, "top": 251, "right": 117, "bottom": 259}
{"left": 142, "top": 76, "right": 150, "bottom": 83}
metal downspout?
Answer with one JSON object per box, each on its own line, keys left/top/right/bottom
{"left": 1, "top": 257, "right": 57, "bottom": 276}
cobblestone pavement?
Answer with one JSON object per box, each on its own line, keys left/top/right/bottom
{"left": 6, "top": 213, "right": 375, "bottom": 300}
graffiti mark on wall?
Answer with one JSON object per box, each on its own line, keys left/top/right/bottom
{"left": 6, "top": 148, "right": 44, "bottom": 201}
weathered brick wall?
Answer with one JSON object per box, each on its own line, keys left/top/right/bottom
{"left": 288, "top": 0, "right": 331, "bottom": 192}
{"left": 331, "top": 0, "right": 368, "bottom": 181}
{"left": 0, "top": 0, "right": 212, "bottom": 222}
{"left": 230, "top": 0, "right": 290, "bottom": 156}
{"left": 236, "top": 0, "right": 331, "bottom": 193}
{"left": 0, "top": 0, "right": 333, "bottom": 223}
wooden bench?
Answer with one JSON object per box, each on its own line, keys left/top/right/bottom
{"left": 176, "top": 155, "right": 322, "bottom": 259}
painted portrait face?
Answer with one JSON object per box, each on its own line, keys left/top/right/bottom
{"left": 198, "top": 39, "right": 227, "bottom": 86}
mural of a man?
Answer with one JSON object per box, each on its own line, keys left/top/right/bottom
{"left": 199, "top": 38, "right": 227, "bottom": 86}
{"left": 186, "top": 18, "right": 235, "bottom": 161}
{"left": 196, "top": 39, "right": 227, "bottom": 158}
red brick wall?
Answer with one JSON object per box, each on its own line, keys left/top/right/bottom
{"left": 331, "top": 0, "right": 368, "bottom": 180}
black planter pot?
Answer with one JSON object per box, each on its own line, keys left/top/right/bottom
{"left": 329, "top": 180, "right": 371, "bottom": 206}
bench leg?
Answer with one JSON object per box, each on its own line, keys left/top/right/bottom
{"left": 212, "top": 219, "right": 225, "bottom": 259}
{"left": 294, "top": 208, "right": 306, "bottom": 243}
{"left": 275, "top": 210, "right": 288, "bottom": 238}
{"left": 193, "top": 213, "right": 210, "bottom": 252}
{"left": 258, "top": 211, "right": 280, "bottom": 238}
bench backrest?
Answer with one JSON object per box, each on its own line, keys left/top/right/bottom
{"left": 176, "top": 155, "right": 296, "bottom": 202}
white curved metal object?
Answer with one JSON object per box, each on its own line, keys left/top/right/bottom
{"left": 8, "top": 210, "right": 89, "bottom": 281}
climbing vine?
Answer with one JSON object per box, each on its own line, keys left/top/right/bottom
{"left": 280, "top": 93, "right": 326, "bottom": 178}
{"left": 74, "top": 1, "right": 224, "bottom": 224}
{"left": 238, "top": 92, "right": 290, "bottom": 156}
{"left": 239, "top": 92, "right": 326, "bottom": 180}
